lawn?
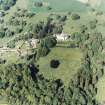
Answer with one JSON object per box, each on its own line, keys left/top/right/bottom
{"left": 37, "top": 47, "right": 83, "bottom": 86}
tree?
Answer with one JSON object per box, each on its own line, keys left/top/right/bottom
{"left": 50, "top": 60, "right": 60, "bottom": 68}
{"left": 71, "top": 13, "right": 80, "bottom": 20}
{"left": 44, "top": 36, "right": 57, "bottom": 48}
{"left": 37, "top": 40, "right": 50, "bottom": 58}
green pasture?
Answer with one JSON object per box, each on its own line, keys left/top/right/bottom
{"left": 28, "top": 0, "right": 89, "bottom": 13}
{"left": 37, "top": 47, "right": 83, "bottom": 86}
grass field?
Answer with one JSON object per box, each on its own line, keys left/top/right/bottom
{"left": 28, "top": 0, "right": 89, "bottom": 13}
{"left": 37, "top": 47, "right": 83, "bottom": 86}
{"left": 63, "top": 12, "right": 105, "bottom": 34}
{"left": 29, "top": 0, "right": 105, "bottom": 13}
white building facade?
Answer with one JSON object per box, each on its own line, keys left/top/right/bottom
{"left": 54, "top": 32, "right": 70, "bottom": 41}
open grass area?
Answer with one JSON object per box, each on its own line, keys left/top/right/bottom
{"left": 37, "top": 47, "right": 83, "bottom": 86}
{"left": 29, "top": 0, "right": 105, "bottom": 13}
{"left": 28, "top": 0, "right": 89, "bottom": 13}
{"left": 63, "top": 12, "right": 105, "bottom": 34}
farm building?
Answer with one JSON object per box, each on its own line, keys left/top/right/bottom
{"left": 54, "top": 32, "right": 70, "bottom": 41}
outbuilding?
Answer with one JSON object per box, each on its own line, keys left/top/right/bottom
{"left": 54, "top": 32, "right": 70, "bottom": 41}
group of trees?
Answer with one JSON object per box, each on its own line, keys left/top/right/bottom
{"left": 34, "top": 1, "right": 52, "bottom": 11}
{"left": 37, "top": 36, "right": 57, "bottom": 59}
{"left": 70, "top": 27, "right": 104, "bottom": 104}
{"left": 0, "top": 10, "right": 28, "bottom": 39}
{"left": 0, "top": 60, "right": 98, "bottom": 105}
{"left": 0, "top": 8, "right": 36, "bottom": 39}
{"left": 0, "top": 0, "right": 17, "bottom": 11}
{"left": 14, "top": 8, "right": 35, "bottom": 18}
{"left": 8, "top": 17, "right": 26, "bottom": 27}
{"left": 0, "top": 7, "right": 66, "bottom": 50}
{"left": 27, "top": 17, "right": 63, "bottom": 39}
{"left": 0, "top": 49, "right": 100, "bottom": 105}
{"left": 0, "top": 27, "right": 15, "bottom": 38}
{"left": 0, "top": 63, "right": 65, "bottom": 105}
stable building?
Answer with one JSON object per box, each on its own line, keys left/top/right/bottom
{"left": 54, "top": 32, "right": 70, "bottom": 41}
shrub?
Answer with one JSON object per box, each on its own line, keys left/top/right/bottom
{"left": 47, "top": 6, "right": 52, "bottom": 10}
{"left": 44, "top": 36, "right": 57, "bottom": 48}
{"left": 37, "top": 41, "right": 50, "bottom": 58}
{"left": 59, "top": 16, "right": 67, "bottom": 22}
{"left": 26, "top": 12, "right": 35, "bottom": 18}
{"left": 34, "top": 2, "right": 43, "bottom": 7}
{"left": 80, "top": 25, "right": 88, "bottom": 33}
{"left": 71, "top": 13, "right": 80, "bottom": 20}
{"left": 0, "top": 31, "right": 5, "bottom": 38}
{"left": 0, "top": 58, "right": 6, "bottom": 64}
{"left": 89, "top": 19, "right": 98, "bottom": 29}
